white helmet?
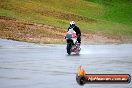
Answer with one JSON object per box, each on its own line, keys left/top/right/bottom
{"left": 70, "top": 21, "right": 75, "bottom": 28}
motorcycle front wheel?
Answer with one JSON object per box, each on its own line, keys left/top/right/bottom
{"left": 67, "top": 43, "right": 71, "bottom": 55}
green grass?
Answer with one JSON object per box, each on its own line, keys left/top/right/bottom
{"left": 79, "top": 21, "right": 132, "bottom": 36}
{"left": 0, "top": 0, "right": 132, "bottom": 37}
{"left": 84, "top": 0, "right": 132, "bottom": 25}
{"left": 0, "top": 8, "right": 69, "bottom": 28}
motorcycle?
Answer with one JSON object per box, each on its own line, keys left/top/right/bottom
{"left": 65, "top": 28, "right": 81, "bottom": 55}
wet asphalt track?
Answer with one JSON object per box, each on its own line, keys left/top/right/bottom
{"left": 0, "top": 39, "right": 132, "bottom": 88}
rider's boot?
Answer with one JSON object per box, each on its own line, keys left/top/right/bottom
{"left": 75, "top": 41, "right": 78, "bottom": 47}
{"left": 78, "top": 43, "right": 81, "bottom": 51}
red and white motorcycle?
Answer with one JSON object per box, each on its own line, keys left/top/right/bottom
{"left": 65, "top": 28, "right": 81, "bottom": 55}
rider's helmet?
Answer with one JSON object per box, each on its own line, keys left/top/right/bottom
{"left": 70, "top": 21, "right": 75, "bottom": 28}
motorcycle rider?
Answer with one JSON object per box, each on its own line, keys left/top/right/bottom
{"left": 67, "top": 21, "right": 81, "bottom": 46}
